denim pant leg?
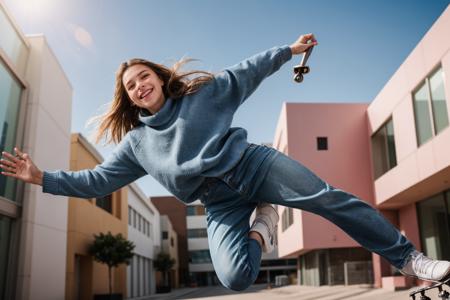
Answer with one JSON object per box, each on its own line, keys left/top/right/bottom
{"left": 200, "top": 178, "right": 261, "bottom": 291}
{"left": 251, "top": 148, "right": 416, "bottom": 269}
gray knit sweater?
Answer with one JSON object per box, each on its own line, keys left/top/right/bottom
{"left": 43, "top": 45, "right": 293, "bottom": 202}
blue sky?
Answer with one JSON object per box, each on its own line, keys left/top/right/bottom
{"left": 3, "top": 0, "right": 449, "bottom": 197}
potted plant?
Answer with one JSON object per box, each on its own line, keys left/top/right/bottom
{"left": 89, "top": 232, "right": 135, "bottom": 300}
{"left": 154, "top": 252, "right": 175, "bottom": 293}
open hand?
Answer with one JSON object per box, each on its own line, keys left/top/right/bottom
{"left": 0, "top": 148, "right": 43, "bottom": 185}
{"left": 290, "top": 33, "right": 318, "bottom": 55}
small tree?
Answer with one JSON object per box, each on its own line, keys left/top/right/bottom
{"left": 154, "top": 252, "right": 175, "bottom": 289}
{"left": 89, "top": 232, "right": 135, "bottom": 296}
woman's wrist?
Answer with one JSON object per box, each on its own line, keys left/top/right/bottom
{"left": 35, "top": 170, "right": 44, "bottom": 186}
{"left": 289, "top": 45, "right": 296, "bottom": 55}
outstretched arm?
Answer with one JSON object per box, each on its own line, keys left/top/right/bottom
{"left": 1, "top": 137, "right": 147, "bottom": 199}
{"left": 214, "top": 33, "right": 318, "bottom": 109}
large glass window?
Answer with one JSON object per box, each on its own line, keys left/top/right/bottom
{"left": 187, "top": 228, "right": 207, "bottom": 238}
{"left": 281, "top": 207, "right": 293, "bottom": 232}
{"left": 371, "top": 118, "right": 397, "bottom": 179}
{"left": 0, "top": 61, "right": 22, "bottom": 201}
{"left": 417, "top": 191, "right": 450, "bottom": 260}
{"left": 414, "top": 83, "right": 433, "bottom": 145}
{"left": 430, "top": 68, "right": 449, "bottom": 134}
{"left": 95, "top": 194, "right": 112, "bottom": 214}
{"left": 0, "top": 6, "right": 29, "bottom": 76}
{"left": 413, "top": 66, "right": 449, "bottom": 146}
{"left": 189, "top": 250, "right": 211, "bottom": 264}
{"left": 187, "top": 205, "right": 205, "bottom": 216}
{"left": 0, "top": 216, "right": 12, "bottom": 299}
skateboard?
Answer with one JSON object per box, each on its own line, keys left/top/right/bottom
{"left": 293, "top": 43, "right": 314, "bottom": 83}
{"left": 409, "top": 278, "right": 450, "bottom": 299}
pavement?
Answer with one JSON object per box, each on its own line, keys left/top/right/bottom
{"left": 142, "top": 283, "right": 445, "bottom": 300}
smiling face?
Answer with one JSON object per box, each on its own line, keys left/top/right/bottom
{"left": 122, "top": 64, "right": 166, "bottom": 114}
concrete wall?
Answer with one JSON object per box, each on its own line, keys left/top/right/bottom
{"left": 16, "top": 35, "right": 72, "bottom": 300}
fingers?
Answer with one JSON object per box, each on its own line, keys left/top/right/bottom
{"left": 0, "top": 162, "right": 15, "bottom": 173}
{"left": 0, "top": 171, "right": 19, "bottom": 179}
{"left": 0, "top": 158, "right": 16, "bottom": 168}
{"left": 301, "top": 33, "right": 318, "bottom": 45}
{"left": 1, "top": 150, "right": 25, "bottom": 179}
{"left": 1, "top": 151, "right": 21, "bottom": 164}
{"left": 0, "top": 159, "right": 17, "bottom": 177}
{"left": 14, "top": 147, "right": 26, "bottom": 159}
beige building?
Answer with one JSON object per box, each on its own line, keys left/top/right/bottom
{"left": 66, "top": 133, "right": 129, "bottom": 299}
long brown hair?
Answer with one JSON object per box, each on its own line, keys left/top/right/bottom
{"left": 89, "top": 58, "right": 214, "bottom": 145}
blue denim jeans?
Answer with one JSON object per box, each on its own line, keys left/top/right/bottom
{"left": 199, "top": 143, "right": 415, "bottom": 291}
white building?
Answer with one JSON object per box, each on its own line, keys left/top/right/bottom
{"left": 186, "top": 200, "right": 218, "bottom": 286}
{"left": 0, "top": 3, "right": 72, "bottom": 299}
{"left": 127, "top": 183, "right": 161, "bottom": 298}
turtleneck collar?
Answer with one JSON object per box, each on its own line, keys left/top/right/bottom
{"left": 138, "top": 98, "right": 177, "bottom": 127}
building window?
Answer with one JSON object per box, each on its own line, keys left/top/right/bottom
{"left": 0, "top": 216, "right": 12, "bottom": 296}
{"left": 413, "top": 66, "right": 449, "bottom": 146}
{"left": 0, "top": 7, "right": 29, "bottom": 75}
{"left": 128, "top": 206, "right": 132, "bottom": 225}
{"left": 187, "top": 205, "right": 206, "bottom": 216}
{"left": 0, "top": 60, "right": 23, "bottom": 201}
{"left": 371, "top": 118, "right": 397, "bottom": 179}
{"left": 317, "top": 137, "right": 328, "bottom": 150}
{"left": 416, "top": 189, "right": 450, "bottom": 260}
{"left": 187, "top": 228, "right": 208, "bottom": 238}
{"left": 189, "top": 250, "right": 212, "bottom": 264}
{"left": 162, "top": 231, "right": 168, "bottom": 239}
{"left": 281, "top": 207, "right": 294, "bottom": 232}
{"left": 143, "top": 221, "right": 147, "bottom": 235}
{"left": 96, "top": 194, "right": 112, "bottom": 213}
{"left": 170, "top": 237, "right": 174, "bottom": 247}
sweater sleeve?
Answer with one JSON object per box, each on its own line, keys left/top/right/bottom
{"left": 213, "top": 45, "right": 292, "bottom": 109}
{"left": 42, "top": 135, "right": 147, "bottom": 198}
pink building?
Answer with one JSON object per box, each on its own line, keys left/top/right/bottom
{"left": 274, "top": 5, "right": 450, "bottom": 290}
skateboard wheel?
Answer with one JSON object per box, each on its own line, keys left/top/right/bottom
{"left": 294, "top": 74, "right": 303, "bottom": 83}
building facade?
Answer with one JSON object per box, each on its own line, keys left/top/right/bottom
{"left": 273, "top": 103, "right": 375, "bottom": 286}
{"left": 151, "top": 196, "right": 188, "bottom": 287}
{"left": 127, "top": 182, "right": 161, "bottom": 298}
{"left": 0, "top": 3, "right": 72, "bottom": 299}
{"left": 186, "top": 201, "right": 218, "bottom": 286}
{"left": 66, "top": 133, "right": 128, "bottom": 299}
{"left": 159, "top": 215, "right": 179, "bottom": 289}
{"left": 367, "top": 4, "right": 450, "bottom": 290}
{"left": 274, "top": 5, "right": 450, "bottom": 290}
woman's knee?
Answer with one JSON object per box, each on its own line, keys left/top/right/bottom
{"left": 218, "top": 267, "right": 256, "bottom": 291}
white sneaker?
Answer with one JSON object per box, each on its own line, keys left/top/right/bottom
{"left": 400, "top": 250, "right": 450, "bottom": 282}
{"left": 250, "top": 203, "right": 279, "bottom": 253}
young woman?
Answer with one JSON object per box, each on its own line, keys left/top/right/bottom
{"left": 1, "top": 33, "right": 449, "bottom": 291}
